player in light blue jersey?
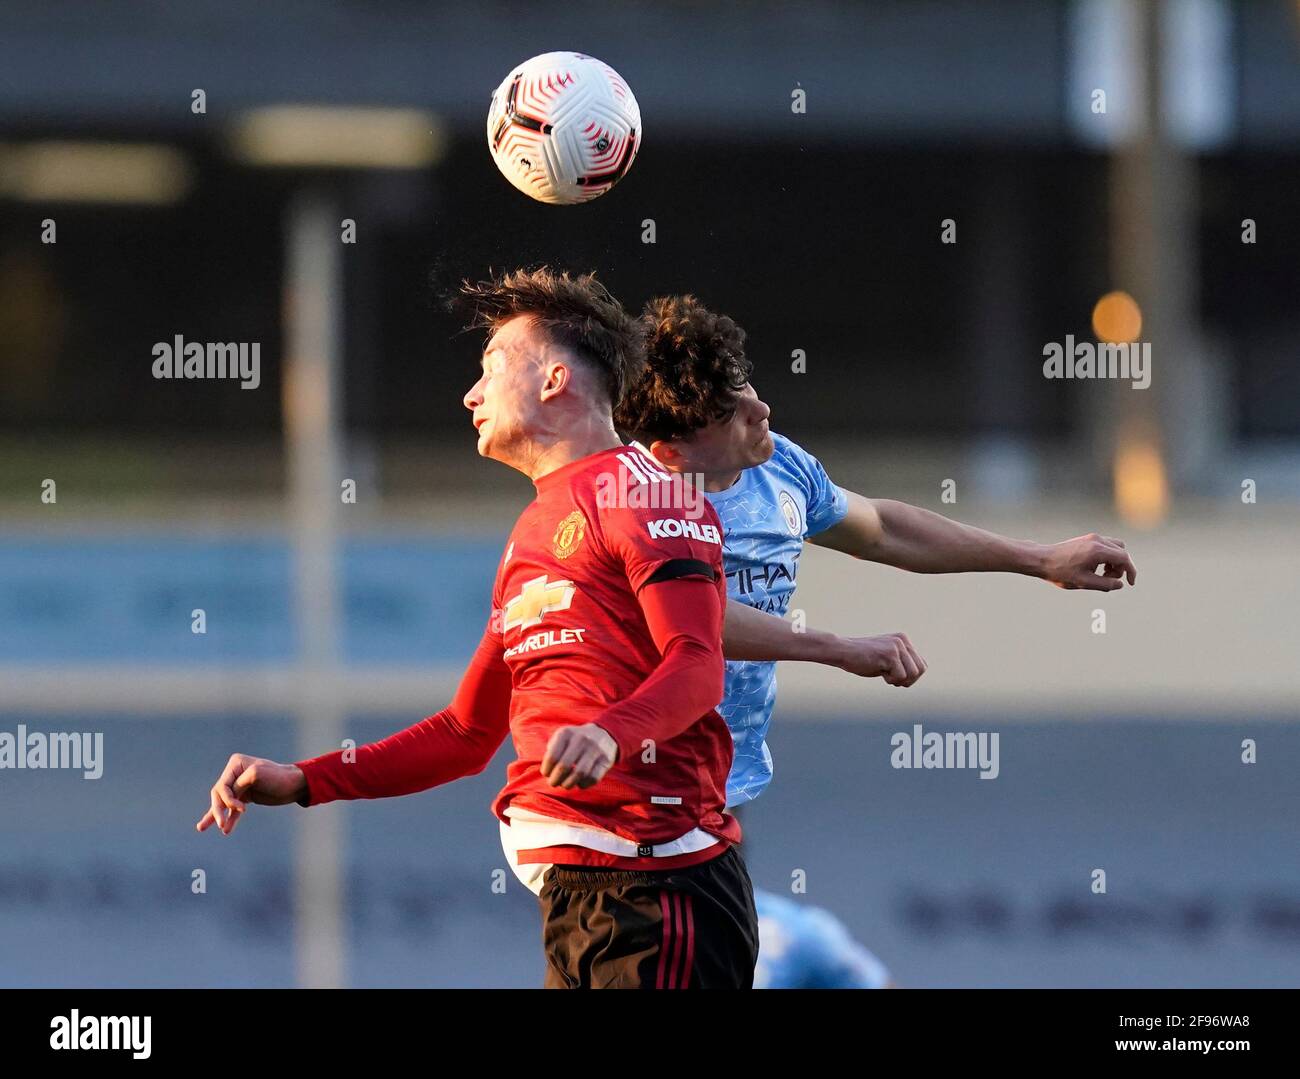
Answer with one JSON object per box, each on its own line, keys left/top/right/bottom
{"left": 753, "top": 889, "right": 893, "bottom": 989}
{"left": 616, "top": 294, "right": 1139, "bottom": 807}
{"left": 629, "top": 428, "right": 893, "bottom": 803}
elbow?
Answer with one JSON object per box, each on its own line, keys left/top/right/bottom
{"left": 464, "top": 746, "right": 497, "bottom": 776}
{"left": 692, "top": 643, "right": 726, "bottom": 713}
{"left": 848, "top": 534, "right": 882, "bottom": 562}
{"left": 662, "top": 635, "right": 727, "bottom": 713}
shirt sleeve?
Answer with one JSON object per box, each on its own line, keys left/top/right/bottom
{"left": 294, "top": 618, "right": 511, "bottom": 806}
{"left": 587, "top": 495, "right": 727, "bottom": 757}
{"left": 592, "top": 575, "right": 725, "bottom": 759}
{"left": 778, "top": 434, "right": 848, "bottom": 537}
{"left": 598, "top": 496, "right": 725, "bottom": 593}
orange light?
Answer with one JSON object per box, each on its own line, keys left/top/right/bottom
{"left": 1092, "top": 291, "right": 1143, "bottom": 343}
{"left": 1114, "top": 439, "right": 1169, "bottom": 528}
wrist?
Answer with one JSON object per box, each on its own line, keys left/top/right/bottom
{"left": 1019, "top": 540, "right": 1052, "bottom": 578}
{"left": 591, "top": 723, "right": 620, "bottom": 763}
{"left": 291, "top": 764, "right": 310, "bottom": 807}
{"left": 809, "top": 629, "right": 851, "bottom": 669}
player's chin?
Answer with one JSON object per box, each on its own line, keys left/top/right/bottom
{"left": 751, "top": 434, "right": 775, "bottom": 464}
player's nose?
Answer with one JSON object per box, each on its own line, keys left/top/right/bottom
{"left": 463, "top": 379, "right": 484, "bottom": 410}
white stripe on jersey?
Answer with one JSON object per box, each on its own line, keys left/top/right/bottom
{"left": 627, "top": 442, "right": 673, "bottom": 482}
{"left": 616, "top": 451, "right": 650, "bottom": 485}
{"left": 618, "top": 450, "right": 670, "bottom": 486}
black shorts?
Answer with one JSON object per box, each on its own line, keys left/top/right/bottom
{"left": 537, "top": 844, "right": 759, "bottom": 989}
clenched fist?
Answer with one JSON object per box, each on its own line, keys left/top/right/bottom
{"left": 540, "top": 723, "right": 619, "bottom": 790}
{"left": 833, "top": 632, "right": 927, "bottom": 687}
{"left": 196, "top": 753, "right": 306, "bottom": 836}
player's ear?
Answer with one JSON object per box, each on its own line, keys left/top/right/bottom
{"left": 648, "top": 439, "right": 683, "bottom": 469}
{"left": 538, "top": 360, "right": 571, "bottom": 403}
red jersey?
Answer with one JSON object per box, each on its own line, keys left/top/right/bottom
{"left": 491, "top": 445, "right": 737, "bottom": 847}
{"left": 295, "top": 444, "right": 741, "bottom": 866}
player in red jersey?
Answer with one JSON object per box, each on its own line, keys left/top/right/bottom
{"left": 196, "top": 268, "right": 757, "bottom": 988}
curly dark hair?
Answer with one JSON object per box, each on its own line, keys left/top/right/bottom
{"left": 456, "top": 267, "right": 644, "bottom": 408}
{"left": 614, "top": 294, "right": 753, "bottom": 444}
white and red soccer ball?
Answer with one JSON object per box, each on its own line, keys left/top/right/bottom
{"left": 486, "top": 52, "right": 641, "bottom": 205}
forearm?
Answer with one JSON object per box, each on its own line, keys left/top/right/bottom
{"left": 869, "top": 500, "right": 1048, "bottom": 576}
{"left": 295, "top": 708, "right": 500, "bottom": 806}
{"left": 596, "top": 634, "right": 724, "bottom": 759}
{"left": 723, "top": 599, "right": 846, "bottom": 666}
{"left": 596, "top": 576, "right": 725, "bottom": 759}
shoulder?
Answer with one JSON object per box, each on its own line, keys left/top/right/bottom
{"left": 760, "top": 431, "right": 834, "bottom": 497}
{"left": 562, "top": 446, "right": 667, "bottom": 521}
{"left": 566, "top": 445, "right": 665, "bottom": 499}
{"left": 768, "top": 431, "right": 824, "bottom": 477}
{"left": 577, "top": 447, "right": 722, "bottom": 545}
{"left": 768, "top": 430, "right": 804, "bottom": 460}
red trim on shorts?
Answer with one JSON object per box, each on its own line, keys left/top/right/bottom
{"left": 680, "top": 893, "right": 696, "bottom": 988}
{"left": 656, "top": 891, "right": 672, "bottom": 988}
{"left": 669, "top": 893, "right": 685, "bottom": 988}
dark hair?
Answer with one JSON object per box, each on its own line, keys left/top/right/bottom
{"left": 614, "top": 294, "right": 752, "bottom": 443}
{"left": 457, "top": 267, "right": 644, "bottom": 407}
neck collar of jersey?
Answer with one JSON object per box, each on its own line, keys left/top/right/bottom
{"left": 532, "top": 444, "right": 627, "bottom": 493}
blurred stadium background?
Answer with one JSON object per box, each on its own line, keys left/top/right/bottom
{"left": 1, "top": 0, "right": 1298, "bottom": 987}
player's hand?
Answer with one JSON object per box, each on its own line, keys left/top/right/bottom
{"left": 1040, "top": 533, "right": 1137, "bottom": 591}
{"left": 196, "top": 754, "right": 306, "bottom": 836}
{"left": 540, "top": 723, "right": 618, "bottom": 790}
{"left": 834, "top": 632, "right": 927, "bottom": 687}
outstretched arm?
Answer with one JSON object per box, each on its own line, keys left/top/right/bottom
{"left": 293, "top": 635, "right": 512, "bottom": 806}
{"left": 723, "top": 598, "right": 925, "bottom": 687}
{"left": 196, "top": 627, "right": 512, "bottom": 835}
{"left": 810, "top": 491, "right": 1137, "bottom": 591}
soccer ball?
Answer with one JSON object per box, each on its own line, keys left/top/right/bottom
{"left": 486, "top": 52, "right": 641, "bottom": 205}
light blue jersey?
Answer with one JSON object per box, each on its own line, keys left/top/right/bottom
{"left": 754, "top": 889, "right": 892, "bottom": 989}
{"left": 704, "top": 432, "right": 848, "bottom": 805}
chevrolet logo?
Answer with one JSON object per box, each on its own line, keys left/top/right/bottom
{"left": 502, "top": 574, "right": 576, "bottom": 632}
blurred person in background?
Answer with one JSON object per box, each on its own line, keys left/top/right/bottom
{"left": 754, "top": 888, "right": 894, "bottom": 990}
